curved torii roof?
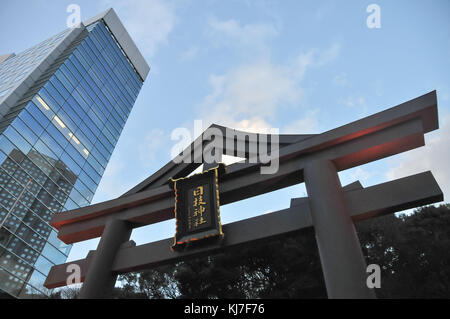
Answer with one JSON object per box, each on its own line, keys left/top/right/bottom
{"left": 122, "top": 124, "right": 316, "bottom": 195}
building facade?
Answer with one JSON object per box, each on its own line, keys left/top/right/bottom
{"left": 0, "top": 9, "right": 149, "bottom": 298}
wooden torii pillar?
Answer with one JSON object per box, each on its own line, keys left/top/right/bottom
{"left": 44, "top": 91, "right": 443, "bottom": 299}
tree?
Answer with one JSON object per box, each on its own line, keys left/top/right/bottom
{"left": 119, "top": 266, "right": 178, "bottom": 299}
{"left": 357, "top": 204, "right": 450, "bottom": 298}
{"left": 117, "top": 204, "right": 450, "bottom": 299}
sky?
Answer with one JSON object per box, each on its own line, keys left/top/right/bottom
{"left": 0, "top": 0, "right": 449, "bottom": 263}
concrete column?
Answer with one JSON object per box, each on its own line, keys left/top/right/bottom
{"left": 78, "top": 218, "right": 131, "bottom": 299}
{"left": 304, "top": 160, "right": 375, "bottom": 299}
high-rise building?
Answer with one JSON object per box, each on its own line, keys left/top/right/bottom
{"left": 0, "top": 8, "right": 149, "bottom": 298}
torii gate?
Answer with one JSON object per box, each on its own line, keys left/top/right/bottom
{"left": 44, "top": 91, "right": 443, "bottom": 299}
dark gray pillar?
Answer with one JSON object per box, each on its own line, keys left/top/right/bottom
{"left": 304, "top": 160, "right": 376, "bottom": 299}
{"left": 78, "top": 218, "right": 131, "bottom": 299}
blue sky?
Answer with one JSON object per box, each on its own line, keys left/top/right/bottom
{"left": 1, "top": 0, "right": 449, "bottom": 263}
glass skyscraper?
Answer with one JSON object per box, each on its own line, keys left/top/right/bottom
{"left": 0, "top": 9, "right": 149, "bottom": 298}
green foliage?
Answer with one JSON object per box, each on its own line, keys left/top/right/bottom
{"left": 358, "top": 204, "right": 450, "bottom": 298}
{"left": 173, "top": 229, "right": 326, "bottom": 299}
{"left": 117, "top": 204, "right": 450, "bottom": 299}
{"left": 119, "top": 266, "right": 178, "bottom": 299}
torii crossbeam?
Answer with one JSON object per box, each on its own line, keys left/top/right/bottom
{"left": 44, "top": 91, "right": 443, "bottom": 299}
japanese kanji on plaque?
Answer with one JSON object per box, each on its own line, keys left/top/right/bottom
{"left": 169, "top": 164, "right": 225, "bottom": 250}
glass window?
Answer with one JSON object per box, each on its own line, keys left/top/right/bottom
{"left": 0, "top": 135, "right": 16, "bottom": 156}
{"left": 48, "top": 230, "right": 71, "bottom": 256}
{"left": 34, "top": 254, "right": 55, "bottom": 276}
{"left": 3, "top": 127, "right": 32, "bottom": 154}
{"left": 41, "top": 241, "right": 67, "bottom": 266}
{"left": 60, "top": 63, "right": 78, "bottom": 88}
{"left": 61, "top": 101, "right": 82, "bottom": 127}
{"left": 99, "top": 133, "right": 114, "bottom": 153}
{"left": 77, "top": 121, "right": 97, "bottom": 145}
{"left": 0, "top": 151, "right": 6, "bottom": 166}
{"left": 69, "top": 55, "right": 86, "bottom": 78}
{"left": 80, "top": 42, "right": 94, "bottom": 67}
{"left": 91, "top": 104, "right": 107, "bottom": 125}
{"left": 38, "top": 132, "right": 62, "bottom": 159}
{"left": 82, "top": 161, "right": 101, "bottom": 183}
{"left": 66, "top": 58, "right": 83, "bottom": 81}
{"left": 74, "top": 179, "right": 93, "bottom": 202}
{"left": 60, "top": 152, "right": 81, "bottom": 175}
{"left": 25, "top": 150, "right": 54, "bottom": 180}
{"left": 34, "top": 91, "right": 59, "bottom": 117}
{"left": 62, "top": 197, "right": 79, "bottom": 211}
{"left": 11, "top": 118, "right": 39, "bottom": 146}
{"left": 73, "top": 87, "right": 90, "bottom": 113}
{"left": 27, "top": 269, "right": 48, "bottom": 293}
{"left": 87, "top": 67, "right": 103, "bottom": 89}
{"left": 81, "top": 112, "right": 100, "bottom": 137}
{"left": 86, "top": 153, "right": 104, "bottom": 175}
{"left": 94, "top": 140, "right": 110, "bottom": 160}
{"left": 56, "top": 108, "right": 77, "bottom": 134}
{"left": 89, "top": 145, "right": 106, "bottom": 166}
{"left": 78, "top": 170, "right": 97, "bottom": 193}
{"left": 65, "top": 142, "right": 84, "bottom": 167}
{"left": 78, "top": 80, "right": 95, "bottom": 106}
{"left": 73, "top": 129, "right": 93, "bottom": 152}
{"left": 50, "top": 76, "right": 70, "bottom": 101}
{"left": 55, "top": 69, "right": 74, "bottom": 94}
{"left": 45, "top": 124, "right": 68, "bottom": 150}
{"left": 68, "top": 187, "right": 88, "bottom": 207}
{"left": 43, "top": 82, "right": 65, "bottom": 106}
{"left": 25, "top": 102, "right": 50, "bottom": 129}
{"left": 107, "top": 115, "right": 122, "bottom": 137}
{"left": 87, "top": 108, "right": 103, "bottom": 129}
{"left": 73, "top": 49, "right": 90, "bottom": 72}
{"left": 102, "top": 125, "right": 117, "bottom": 145}
{"left": 18, "top": 109, "right": 45, "bottom": 137}
{"left": 65, "top": 96, "right": 85, "bottom": 121}
{"left": 0, "top": 270, "right": 23, "bottom": 297}
{"left": 0, "top": 246, "right": 32, "bottom": 276}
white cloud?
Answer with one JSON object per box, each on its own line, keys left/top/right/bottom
{"left": 386, "top": 115, "right": 450, "bottom": 202}
{"left": 340, "top": 95, "right": 366, "bottom": 109}
{"left": 101, "top": 0, "right": 176, "bottom": 57}
{"left": 350, "top": 167, "right": 373, "bottom": 182}
{"left": 338, "top": 167, "right": 374, "bottom": 187}
{"left": 283, "top": 109, "right": 320, "bottom": 134}
{"left": 198, "top": 43, "right": 341, "bottom": 133}
{"left": 199, "top": 61, "right": 301, "bottom": 132}
{"left": 294, "top": 43, "right": 341, "bottom": 79}
{"left": 206, "top": 17, "right": 278, "bottom": 54}
{"left": 231, "top": 117, "right": 274, "bottom": 134}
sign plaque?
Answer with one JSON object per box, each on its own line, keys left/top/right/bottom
{"left": 169, "top": 164, "right": 225, "bottom": 251}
